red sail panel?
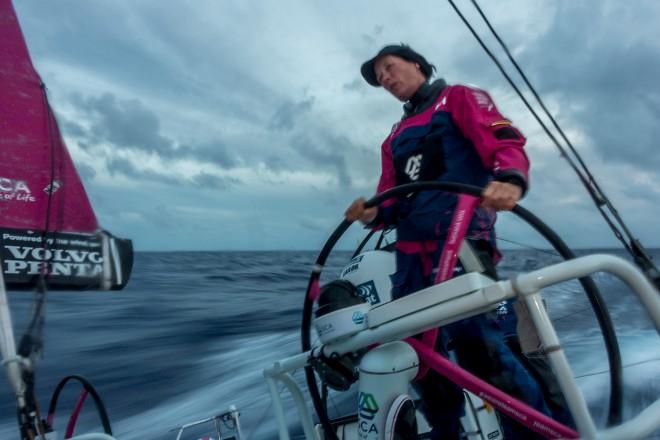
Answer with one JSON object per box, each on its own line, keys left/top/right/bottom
{"left": 0, "top": 0, "right": 99, "bottom": 233}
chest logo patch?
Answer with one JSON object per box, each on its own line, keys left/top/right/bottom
{"left": 404, "top": 154, "right": 422, "bottom": 181}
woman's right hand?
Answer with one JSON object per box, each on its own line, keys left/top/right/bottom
{"left": 345, "top": 197, "right": 378, "bottom": 224}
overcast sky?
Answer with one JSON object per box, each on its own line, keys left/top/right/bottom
{"left": 12, "top": 0, "right": 660, "bottom": 251}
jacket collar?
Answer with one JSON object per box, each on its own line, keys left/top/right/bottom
{"left": 403, "top": 78, "right": 447, "bottom": 118}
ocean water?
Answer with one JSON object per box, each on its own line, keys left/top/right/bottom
{"left": 1, "top": 248, "right": 659, "bottom": 440}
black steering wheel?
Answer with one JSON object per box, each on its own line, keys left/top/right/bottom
{"left": 300, "top": 181, "right": 622, "bottom": 440}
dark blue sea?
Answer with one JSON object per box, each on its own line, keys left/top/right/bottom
{"left": 1, "top": 248, "right": 659, "bottom": 439}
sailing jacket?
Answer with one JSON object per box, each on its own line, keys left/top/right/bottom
{"left": 372, "top": 79, "right": 529, "bottom": 244}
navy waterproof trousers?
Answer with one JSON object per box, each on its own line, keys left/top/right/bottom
{"left": 392, "top": 243, "right": 552, "bottom": 440}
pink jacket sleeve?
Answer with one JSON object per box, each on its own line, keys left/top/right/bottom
{"left": 376, "top": 138, "right": 396, "bottom": 199}
{"left": 448, "top": 85, "right": 530, "bottom": 184}
{"left": 369, "top": 137, "right": 398, "bottom": 229}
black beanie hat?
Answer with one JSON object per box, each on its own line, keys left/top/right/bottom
{"left": 360, "top": 44, "right": 435, "bottom": 87}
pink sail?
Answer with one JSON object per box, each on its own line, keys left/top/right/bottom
{"left": 0, "top": 0, "right": 98, "bottom": 232}
{"left": 0, "top": 0, "right": 132, "bottom": 290}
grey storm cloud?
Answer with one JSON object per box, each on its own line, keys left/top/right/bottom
{"left": 515, "top": 2, "right": 660, "bottom": 171}
{"left": 105, "top": 155, "right": 238, "bottom": 191}
{"left": 76, "top": 93, "right": 176, "bottom": 156}
{"left": 435, "top": 1, "right": 660, "bottom": 173}
{"left": 64, "top": 92, "right": 238, "bottom": 174}
{"left": 269, "top": 97, "right": 315, "bottom": 132}
{"left": 361, "top": 25, "right": 385, "bottom": 47}
{"left": 105, "top": 156, "right": 178, "bottom": 185}
{"left": 15, "top": 0, "right": 659, "bottom": 251}
{"left": 263, "top": 155, "right": 290, "bottom": 173}
{"left": 343, "top": 78, "right": 363, "bottom": 92}
{"left": 60, "top": 119, "right": 87, "bottom": 138}
{"left": 177, "top": 143, "right": 237, "bottom": 169}
{"left": 204, "top": 145, "right": 238, "bottom": 169}
{"left": 290, "top": 134, "right": 352, "bottom": 188}
{"left": 298, "top": 217, "right": 329, "bottom": 232}
{"left": 75, "top": 161, "right": 97, "bottom": 183}
{"left": 191, "top": 172, "right": 239, "bottom": 190}
{"left": 143, "top": 204, "right": 179, "bottom": 229}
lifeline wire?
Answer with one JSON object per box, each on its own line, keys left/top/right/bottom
{"left": 487, "top": 235, "right": 560, "bottom": 257}
{"left": 575, "top": 358, "right": 660, "bottom": 379}
{"left": 243, "top": 380, "right": 291, "bottom": 440}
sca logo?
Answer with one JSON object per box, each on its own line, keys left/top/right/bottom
{"left": 358, "top": 392, "right": 379, "bottom": 420}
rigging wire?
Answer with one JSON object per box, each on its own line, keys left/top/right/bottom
{"left": 468, "top": 0, "right": 660, "bottom": 285}
{"left": 13, "top": 79, "right": 60, "bottom": 440}
{"left": 552, "top": 305, "right": 596, "bottom": 323}
{"left": 445, "top": 0, "right": 660, "bottom": 288}
{"left": 18, "top": 81, "right": 56, "bottom": 360}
